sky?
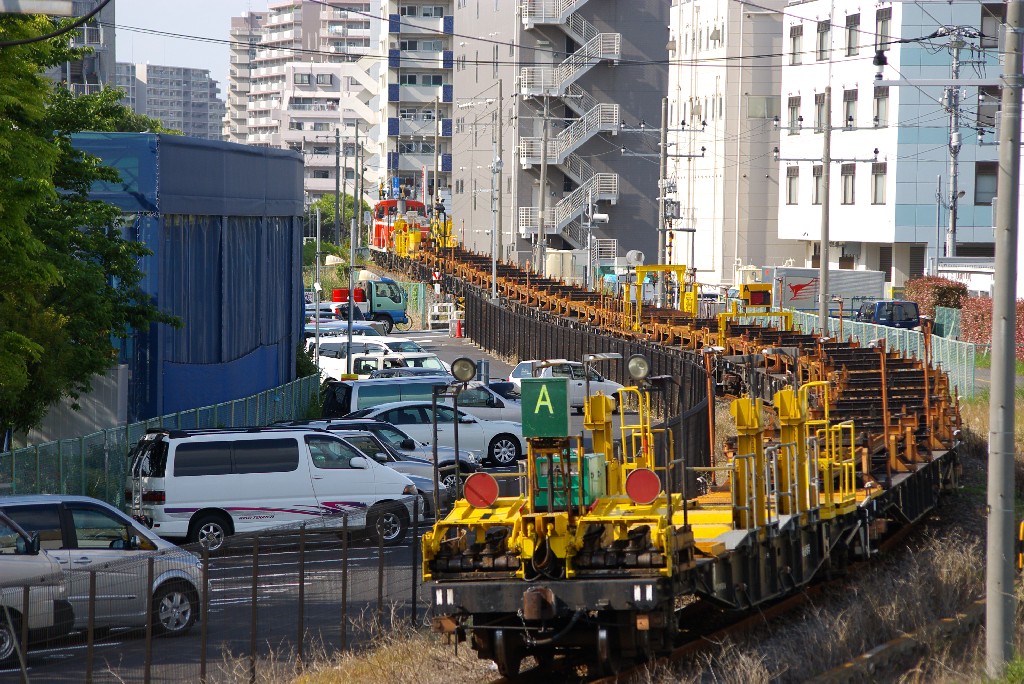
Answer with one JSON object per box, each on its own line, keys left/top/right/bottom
{"left": 115, "top": 0, "right": 268, "bottom": 89}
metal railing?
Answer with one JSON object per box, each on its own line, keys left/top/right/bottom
{"left": 519, "top": 103, "right": 620, "bottom": 165}
{"left": 519, "top": 33, "right": 620, "bottom": 95}
{"left": 0, "top": 375, "right": 321, "bottom": 504}
{"left": 517, "top": 172, "right": 618, "bottom": 241}
{"left": 789, "top": 310, "right": 976, "bottom": 398}
{"left": 520, "top": 0, "right": 591, "bottom": 27}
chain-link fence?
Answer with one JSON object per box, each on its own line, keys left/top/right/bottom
{"left": 790, "top": 311, "right": 976, "bottom": 398}
{"left": 934, "top": 306, "right": 962, "bottom": 340}
{"left": 1, "top": 502, "right": 426, "bottom": 683}
{"left": 0, "top": 376, "right": 321, "bottom": 506}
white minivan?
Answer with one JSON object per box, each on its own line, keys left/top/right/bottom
{"left": 127, "top": 427, "right": 419, "bottom": 550}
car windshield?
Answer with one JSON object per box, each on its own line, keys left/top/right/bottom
{"left": 386, "top": 341, "right": 424, "bottom": 352}
{"left": 407, "top": 356, "right": 445, "bottom": 369}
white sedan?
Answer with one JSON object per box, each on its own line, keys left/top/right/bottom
{"left": 343, "top": 401, "right": 526, "bottom": 467}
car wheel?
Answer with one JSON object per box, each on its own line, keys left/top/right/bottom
{"left": 394, "top": 318, "right": 413, "bottom": 332}
{"left": 370, "top": 503, "right": 408, "bottom": 546}
{"left": 152, "top": 582, "right": 198, "bottom": 637}
{"left": 0, "top": 612, "right": 19, "bottom": 667}
{"left": 440, "top": 471, "right": 460, "bottom": 494}
{"left": 488, "top": 435, "right": 521, "bottom": 467}
{"left": 188, "top": 512, "right": 232, "bottom": 551}
{"left": 372, "top": 314, "right": 394, "bottom": 334}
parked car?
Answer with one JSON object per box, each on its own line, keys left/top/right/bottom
{"left": 343, "top": 401, "right": 526, "bottom": 467}
{"left": 854, "top": 300, "right": 921, "bottom": 329}
{"left": 126, "top": 427, "right": 420, "bottom": 549}
{"left": 322, "top": 377, "right": 451, "bottom": 417}
{"left": 0, "top": 495, "right": 202, "bottom": 638}
{"left": 369, "top": 367, "right": 453, "bottom": 379}
{"left": 274, "top": 418, "right": 479, "bottom": 473}
{"left": 0, "top": 511, "right": 73, "bottom": 667}
{"left": 487, "top": 381, "right": 521, "bottom": 402}
{"left": 451, "top": 382, "right": 522, "bottom": 422}
{"left": 508, "top": 359, "right": 623, "bottom": 413}
{"left": 304, "top": 322, "right": 383, "bottom": 344}
{"left": 324, "top": 430, "right": 461, "bottom": 516}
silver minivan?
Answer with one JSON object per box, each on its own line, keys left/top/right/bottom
{"left": 0, "top": 496, "right": 202, "bottom": 638}
{"left": 0, "top": 511, "right": 73, "bottom": 666}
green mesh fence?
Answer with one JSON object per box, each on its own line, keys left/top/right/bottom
{"left": 790, "top": 310, "right": 976, "bottom": 398}
{"left": 0, "top": 375, "right": 321, "bottom": 506}
{"left": 934, "top": 306, "right": 962, "bottom": 339}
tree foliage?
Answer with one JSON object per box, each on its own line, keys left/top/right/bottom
{"left": 0, "top": 16, "right": 176, "bottom": 434}
{"left": 306, "top": 193, "right": 372, "bottom": 241}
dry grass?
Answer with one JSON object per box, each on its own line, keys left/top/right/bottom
{"left": 208, "top": 605, "right": 496, "bottom": 684}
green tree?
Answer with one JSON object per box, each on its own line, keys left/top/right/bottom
{"left": 0, "top": 16, "right": 176, "bottom": 435}
{"left": 306, "top": 193, "right": 372, "bottom": 241}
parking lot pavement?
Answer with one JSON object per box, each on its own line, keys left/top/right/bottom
{"left": 406, "top": 329, "right": 513, "bottom": 381}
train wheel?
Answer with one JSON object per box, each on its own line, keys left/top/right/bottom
{"left": 494, "top": 628, "right": 524, "bottom": 678}
{"left": 594, "top": 626, "right": 622, "bottom": 676}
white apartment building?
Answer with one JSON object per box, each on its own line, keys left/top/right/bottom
{"left": 225, "top": 2, "right": 386, "bottom": 208}
{"left": 376, "top": 1, "right": 453, "bottom": 203}
{"left": 777, "top": 1, "right": 1001, "bottom": 286}
{"left": 116, "top": 63, "right": 226, "bottom": 140}
{"left": 44, "top": 0, "right": 115, "bottom": 94}
{"left": 668, "top": 0, "right": 803, "bottom": 287}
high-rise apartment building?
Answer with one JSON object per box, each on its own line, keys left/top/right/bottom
{"left": 225, "top": 2, "right": 393, "bottom": 208}
{"left": 44, "top": 0, "right": 116, "bottom": 93}
{"left": 452, "top": 0, "right": 669, "bottom": 275}
{"left": 116, "top": 63, "right": 226, "bottom": 140}
{"left": 777, "top": 1, "right": 1001, "bottom": 286}
{"left": 377, "top": 0, "right": 453, "bottom": 205}
{"left": 667, "top": 0, "right": 802, "bottom": 286}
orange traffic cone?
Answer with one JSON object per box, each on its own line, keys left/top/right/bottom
{"left": 455, "top": 319, "right": 464, "bottom": 338}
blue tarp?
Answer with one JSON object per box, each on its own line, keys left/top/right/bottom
{"left": 72, "top": 133, "right": 304, "bottom": 421}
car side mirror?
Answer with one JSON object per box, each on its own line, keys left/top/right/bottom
{"left": 401, "top": 438, "right": 416, "bottom": 450}
{"left": 459, "top": 415, "right": 476, "bottom": 424}
{"left": 374, "top": 452, "right": 389, "bottom": 463}
{"left": 16, "top": 533, "right": 40, "bottom": 555}
{"left": 350, "top": 456, "right": 369, "bottom": 469}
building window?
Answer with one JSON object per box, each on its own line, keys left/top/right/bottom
{"left": 421, "top": 5, "right": 445, "bottom": 17}
{"left": 875, "top": 8, "right": 891, "bottom": 51}
{"left": 846, "top": 14, "right": 860, "bottom": 56}
{"left": 399, "top": 5, "right": 418, "bottom": 16}
{"left": 399, "top": 74, "right": 418, "bottom": 85}
{"left": 316, "top": 74, "right": 333, "bottom": 85}
{"left": 812, "top": 165, "right": 823, "bottom": 204}
{"left": 975, "top": 161, "right": 998, "bottom": 204}
{"left": 312, "top": 145, "right": 329, "bottom": 155}
{"left": 816, "top": 21, "right": 830, "bottom": 61}
{"left": 311, "top": 170, "right": 330, "bottom": 179}
{"left": 814, "top": 93, "right": 826, "bottom": 132}
{"left": 789, "top": 25, "right": 803, "bottom": 65}
{"left": 493, "top": 44, "right": 499, "bottom": 78}
{"left": 981, "top": 3, "right": 1004, "bottom": 49}
{"left": 871, "top": 162, "right": 887, "bottom": 204}
{"left": 978, "top": 85, "right": 1001, "bottom": 129}
{"left": 786, "top": 166, "right": 799, "bottom": 205}
{"left": 841, "top": 164, "right": 855, "bottom": 204}
{"left": 788, "top": 96, "right": 801, "bottom": 134}
{"left": 289, "top": 121, "right": 304, "bottom": 130}
{"left": 873, "top": 86, "right": 888, "bottom": 127}
{"left": 843, "top": 89, "right": 857, "bottom": 128}
{"left": 294, "top": 73, "right": 311, "bottom": 85}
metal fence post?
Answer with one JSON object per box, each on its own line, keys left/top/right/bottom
{"left": 377, "top": 519, "right": 385, "bottom": 631}
{"left": 341, "top": 514, "right": 348, "bottom": 651}
{"left": 411, "top": 498, "right": 419, "bottom": 628}
{"left": 297, "top": 523, "right": 306, "bottom": 664}
{"left": 200, "top": 544, "right": 209, "bottom": 683}
{"left": 85, "top": 571, "right": 96, "bottom": 684}
{"left": 144, "top": 557, "right": 154, "bottom": 684}
{"left": 249, "top": 537, "right": 260, "bottom": 684}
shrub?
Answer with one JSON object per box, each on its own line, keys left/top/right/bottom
{"left": 959, "top": 296, "right": 1024, "bottom": 361}
{"left": 903, "top": 276, "right": 968, "bottom": 318}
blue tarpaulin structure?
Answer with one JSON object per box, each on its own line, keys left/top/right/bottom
{"left": 72, "top": 133, "right": 304, "bottom": 421}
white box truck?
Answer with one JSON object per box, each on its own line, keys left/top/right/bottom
{"left": 763, "top": 266, "right": 886, "bottom": 316}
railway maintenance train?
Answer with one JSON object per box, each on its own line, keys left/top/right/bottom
{"left": 394, "top": 246, "right": 964, "bottom": 677}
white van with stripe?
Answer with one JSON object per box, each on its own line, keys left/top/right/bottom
{"left": 126, "top": 427, "right": 419, "bottom": 550}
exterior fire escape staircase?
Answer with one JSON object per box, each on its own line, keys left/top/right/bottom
{"left": 517, "top": 4, "right": 620, "bottom": 249}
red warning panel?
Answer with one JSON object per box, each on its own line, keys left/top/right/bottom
{"left": 625, "top": 468, "right": 661, "bottom": 506}
{"left": 464, "top": 472, "right": 500, "bottom": 508}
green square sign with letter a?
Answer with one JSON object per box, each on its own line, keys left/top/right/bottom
{"left": 521, "top": 378, "right": 569, "bottom": 438}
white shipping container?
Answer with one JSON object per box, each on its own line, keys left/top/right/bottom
{"left": 765, "top": 267, "right": 886, "bottom": 316}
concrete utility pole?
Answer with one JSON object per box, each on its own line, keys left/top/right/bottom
{"left": 944, "top": 34, "right": 964, "bottom": 258}
{"left": 497, "top": 79, "right": 504, "bottom": 260}
{"left": 490, "top": 138, "right": 502, "bottom": 302}
{"left": 341, "top": 136, "right": 348, "bottom": 237}
{"left": 346, "top": 124, "right": 360, "bottom": 375}
{"left": 537, "top": 95, "right": 549, "bottom": 276}
{"left": 986, "top": 1, "right": 1022, "bottom": 676}
{"left": 657, "top": 97, "right": 669, "bottom": 307}
{"left": 818, "top": 86, "right": 832, "bottom": 329}
{"left": 334, "top": 127, "right": 342, "bottom": 244}
{"left": 433, "top": 96, "right": 440, "bottom": 220}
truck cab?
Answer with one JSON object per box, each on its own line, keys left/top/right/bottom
{"left": 854, "top": 300, "right": 920, "bottom": 329}
{"left": 332, "top": 277, "right": 409, "bottom": 333}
